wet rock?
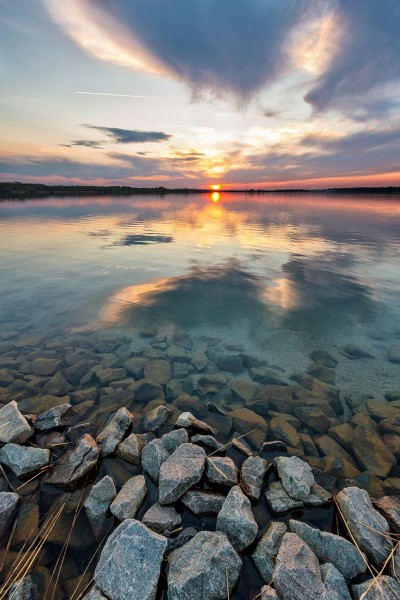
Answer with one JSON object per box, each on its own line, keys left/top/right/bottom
{"left": 240, "top": 455, "right": 268, "bottom": 500}
{"left": 175, "top": 411, "right": 215, "bottom": 434}
{"left": 351, "top": 425, "right": 396, "bottom": 477}
{"left": 275, "top": 456, "right": 314, "bottom": 500}
{"left": 123, "top": 357, "right": 146, "bottom": 378}
{"left": 181, "top": 489, "right": 225, "bottom": 516}
{"left": 141, "top": 428, "right": 188, "bottom": 482}
{"left": 310, "top": 350, "right": 337, "bottom": 368}
{"left": 374, "top": 496, "right": 400, "bottom": 533}
{"left": 44, "top": 434, "right": 100, "bottom": 487}
{"left": 191, "top": 434, "right": 224, "bottom": 451}
{"left": 0, "top": 369, "right": 15, "bottom": 386}
{"left": 250, "top": 367, "right": 284, "bottom": 385}
{"left": 144, "top": 359, "right": 172, "bottom": 385}
{"left": 388, "top": 344, "right": 400, "bottom": 363}
{"left": 66, "top": 422, "right": 92, "bottom": 442}
{"left": 110, "top": 475, "right": 147, "bottom": 520}
{"left": 383, "top": 477, "right": 400, "bottom": 495}
{"left": 342, "top": 344, "right": 374, "bottom": 359}
{"left": 198, "top": 372, "right": 228, "bottom": 389}
{"left": 308, "top": 364, "right": 336, "bottom": 386}
{"left": 41, "top": 372, "right": 73, "bottom": 396}
{"left": 300, "top": 433, "right": 319, "bottom": 457}
{"left": 84, "top": 476, "right": 116, "bottom": 535}
{"left": 260, "top": 587, "right": 280, "bottom": 600}
{"left": 216, "top": 354, "right": 243, "bottom": 373}
{"left": 94, "top": 519, "right": 167, "bottom": 600}
{"left": 166, "top": 527, "right": 198, "bottom": 554}
{"left": 321, "top": 563, "right": 351, "bottom": 600}
{"left": 6, "top": 575, "right": 40, "bottom": 600}
{"left": 34, "top": 403, "right": 76, "bottom": 432}
{"left": 0, "top": 444, "right": 50, "bottom": 477}
{"left": 12, "top": 503, "right": 39, "bottom": 550}
{"left": 143, "top": 405, "right": 171, "bottom": 432}
{"left": 352, "top": 575, "right": 400, "bottom": 599}
{"left": 191, "top": 351, "right": 208, "bottom": 371}
{"left": 315, "top": 434, "right": 355, "bottom": 464}
{"left": 207, "top": 402, "right": 226, "bottom": 416}
{"left": 294, "top": 406, "right": 333, "bottom": 433}
{"left": 159, "top": 443, "right": 206, "bottom": 504}
{"left": 273, "top": 533, "right": 327, "bottom": 600}
{"left": 82, "top": 585, "right": 108, "bottom": 599}
{"left": 0, "top": 492, "right": 20, "bottom": 542}
{"left": 328, "top": 423, "right": 353, "bottom": 450}
{"left": 117, "top": 432, "right": 147, "bottom": 465}
{"left": 385, "top": 389, "right": 400, "bottom": 401}
{"left": 305, "top": 483, "right": 332, "bottom": 507}
{"left": 206, "top": 456, "right": 238, "bottom": 487}
{"left": 142, "top": 502, "right": 181, "bottom": 534}
{"left": 232, "top": 433, "right": 253, "bottom": 456}
{"left": 31, "top": 358, "right": 63, "bottom": 376}
{"left": 365, "top": 399, "right": 400, "bottom": 420}
{"left": 167, "top": 531, "right": 242, "bottom": 600}
{"left": 63, "top": 359, "right": 97, "bottom": 386}
{"left": 131, "top": 378, "right": 163, "bottom": 402}
{"left": 217, "top": 485, "right": 258, "bottom": 551}
{"left": 336, "top": 487, "right": 393, "bottom": 566}
{"left": 289, "top": 520, "right": 366, "bottom": 581}
{"left": 231, "top": 379, "right": 258, "bottom": 403}
{"left": 265, "top": 481, "right": 304, "bottom": 514}
{"left": 97, "top": 367, "right": 127, "bottom": 384}
{"left": 324, "top": 455, "right": 361, "bottom": 480}
{"left": 270, "top": 417, "right": 301, "bottom": 448}
{"left": 0, "top": 401, "right": 33, "bottom": 443}
{"left": 252, "top": 521, "right": 287, "bottom": 583}
{"left": 96, "top": 407, "right": 133, "bottom": 456}
{"left": 230, "top": 407, "right": 268, "bottom": 449}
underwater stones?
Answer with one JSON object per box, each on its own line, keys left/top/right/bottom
{"left": 159, "top": 443, "right": 206, "bottom": 504}
{"left": 0, "top": 492, "right": 20, "bottom": 540}
{"left": 117, "top": 432, "right": 147, "bottom": 464}
{"left": 190, "top": 351, "right": 208, "bottom": 371}
{"left": 96, "top": 407, "right": 133, "bottom": 457}
{"left": 45, "top": 434, "right": 100, "bottom": 487}
{"left": 230, "top": 407, "right": 268, "bottom": 449}
{"left": 328, "top": 423, "right": 354, "bottom": 450}
{"left": 240, "top": 455, "right": 268, "bottom": 500}
{"left": 0, "top": 369, "right": 15, "bottom": 386}
{"left": 84, "top": 476, "right": 116, "bottom": 535}
{"left": 232, "top": 434, "right": 253, "bottom": 457}
{"left": 250, "top": 367, "right": 283, "bottom": 385}
{"left": 351, "top": 425, "right": 396, "bottom": 477}
{"left": 273, "top": 533, "right": 327, "bottom": 600}
{"left": 270, "top": 417, "right": 301, "bottom": 448}
{"left": 0, "top": 401, "right": 33, "bottom": 443}
{"left": 293, "top": 406, "right": 333, "bottom": 433}
{"left": 144, "top": 359, "right": 172, "bottom": 385}
{"left": 141, "top": 428, "right": 188, "bottom": 482}
{"left": 231, "top": 379, "right": 258, "bottom": 403}
{"left": 310, "top": 350, "right": 337, "bottom": 368}
{"left": 336, "top": 487, "right": 393, "bottom": 566}
{"left": 123, "top": 357, "right": 146, "bottom": 378}
{"left": 167, "top": 345, "right": 191, "bottom": 363}
{"left": 41, "top": 372, "right": 73, "bottom": 396}
{"left": 252, "top": 521, "right": 287, "bottom": 583}
{"left": 365, "top": 399, "right": 400, "bottom": 420}
{"left": 307, "top": 363, "right": 336, "bottom": 386}
{"left": 323, "top": 455, "right": 361, "bottom": 480}
{"left": 217, "top": 485, "right": 258, "bottom": 551}
{"left": 181, "top": 489, "right": 225, "bottom": 516}
{"left": 142, "top": 502, "right": 181, "bottom": 534}
{"left": 31, "top": 358, "right": 63, "bottom": 376}
{"left": 206, "top": 456, "right": 238, "bottom": 487}
{"left": 131, "top": 378, "right": 163, "bottom": 402}
{"left": 34, "top": 403, "right": 76, "bottom": 432}
{"left": 97, "top": 367, "right": 127, "bottom": 385}
{"left": 216, "top": 354, "right": 243, "bottom": 373}
{"left": 342, "top": 343, "right": 374, "bottom": 359}
{"left": 167, "top": 531, "right": 241, "bottom": 600}
{"left": 62, "top": 358, "right": 97, "bottom": 386}
{"left": 94, "top": 519, "right": 167, "bottom": 600}
{"left": 275, "top": 456, "right": 314, "bottom": 500}
{"left": 110, "top": 475, "right": 147, "bottom": 521}
{"left": 352, "top": 576, "right": 400, "bottom": 600}
{"left": 175, "top": 411, "right": 215, "bottom": 433}
{"left": 143, "top": 405, "right": 171, "bottom": 432}
{"left": 388, "top": 344, "right": 400, "bottom": 363}
{"left": 0, "top": 444, "right": 49, "bottom": 477}
{"left": 289, "top": 520, "right": 366, "bottom": 582}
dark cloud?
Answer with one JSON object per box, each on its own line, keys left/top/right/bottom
{"left": 71, "top": 140, "right": 104, "bottom": 149}
{"left": 84, "top": 125, "right": 171, "bottom": 144}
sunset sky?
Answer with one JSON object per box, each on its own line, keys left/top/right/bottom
{"left": 1, "top": 0, "right": 400, "bottom": 189}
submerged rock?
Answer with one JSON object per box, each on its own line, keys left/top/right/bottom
{"left": 374, "top": 495, "right": 400, "bottom": 533}
{"left": 216, "top": 485, "right": 258, "bottom": 551}
{"left": 94, "top": 519, "right": 167, "bottom": 600}
{"left": 44, "top": 434, "right": 100, "bottom": 487}
{"left": 252, "top": 521, "right": 287, "bottom": 583}
{"left": 142, "top": 502, "right": 181, "bottom": 534}
{"left": 110, "top": 475, "right": 147, "bottom": 521}
{"left": 260, "top": 586, "right": 280, "bottom": 600}
{"left": 175, "top": 411, "right": 215, "bottom": 433}
{"left": 159, "top": 443, "right": 206, "bottom": 504}
{"left": 96, "top": 407, "right": 133, "bottom": 456}
{"left": 84, "top": 475, "right": 116, "bottom": 536}
{"left": 351, "top": 425, "right": 396, "bottom": 477}
{"left": 167, "top": 531, "right": 242, "bottom": 600}
{"left": 240, "top": 455, "right": 268, "bottom": 500}
{"left": 0, "top": 444, "right": 50, "bottom": 477}
{"left": 275, "top": 456, "right": 314, "bottom": 500}
{"left": 143, "top": 405, "right": 171, "bottom": 431}
{"left": 117, "top": 432, "right": 148, "bottom": 465}
{"left": 0, "top": 401, "right": 33, "bottom": 443}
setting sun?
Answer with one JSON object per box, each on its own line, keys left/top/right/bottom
{"left": 211, "top": 184, "right": 221, "bottom": 190}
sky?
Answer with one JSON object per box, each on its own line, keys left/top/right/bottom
{"left": 1, "top": 0, "right": 400, "bottom": 189}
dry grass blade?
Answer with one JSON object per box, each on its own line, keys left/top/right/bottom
{"left": 208, "top": 429, "right": 257, "bottom": 458}
{"left": 16, "top": 465, "right": 51, "bottom": 491}
{"left": 0, "top": 515, "right": 18, "bottom": 577}
{"left": 359, "top": 540, "right": 400, "bottom": 600}
{"left": 353, "top": 519, "right": 400, "bottom": 540}
{"left": 207, "top": 457, "right": 228, "bottom": 479}
{"left": 226, "top": 570, "right": 230, "bottom": 600}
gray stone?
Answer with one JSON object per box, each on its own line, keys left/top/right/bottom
{"left": 6, "top": 575, "right": 39, "bottom": 600}
{"left": 336, "top": 487, "right": 393, "bottom": 566}
{"left": 252, "top": 521, "right": 287, "bottom": 583}
{"left": 167, "top": 531, "right": 242, "bottom": 600}
{"left": 84, "top": 476, "right": 116, "bottom": 534}
{"left": 207, "top": 402, "right": 226, "bottom": 416}
{"left": 97, "top": 367, "right": 127, "bottom": 384}
{"left": 117, "top": 433, "right": 147, "bottom": 465}
{"left": 0, "top": 401, "right": 33, "bottom": 443}
{"left": 144, "top": 359, "right": 172, "bottom": 384}
{"left": 94, "top": 519, "right": 166, "bottom": 600}
{"left": 206, "top": 456, "right": 238, "bottom": 487}
{"left": 42, "top": 372, "right": 73, "bottom": 396}
{"left": 96, "top": 407, "right": 132, "bottom": 456}
{"left": 31, "top": 358, "right": 63, "bottom": 376}
{"left": 44, "top": 434, "right": 100, "bottom": 487}
{"left": 159, "top": 443, "right": 206, "bottom": 504}
{"left": 232, "top": 434, "right": 253, "bottom": 457}
{"left": 191, "top": 351, "right": 208, "bottom": 371}
{"left": 190, "top": 434, "right": 224, "bottom": 451}
{"left": 352, "top": 575, "right": 400, "bottom": 599}
{"left": 321, "top": 563, "right": 351, "bottom": 600}
{"left": 374, "top": 496, "right": 400, "bottom": 533}
{"left": 82, "top": 586, "right": 108, "bottom": 600}
{"left": 261, "top": 586, "right": 280, "bottom": 600}
{"left": 289, "top": 520, "right": 366, "bottom": 582}
{"left": 142, "top": 429, "right": 188, "bottom": 482}
{"left": 304, "top": 483, "right": 332, "bottom": 507}
{"left": 166, "top": 527, "right": 198, "bottom": 555}
{"left": 311, "top": 350, "right": 337, "bottom": 368}
{"left": 175, "top": 411, "right": 215, "bottom": 433}
{"left": 131, "top": 378, "right": 163, "bottom": 402}
{"left": 110, "top": 475, "right": 147, "bottom": 520}
{"left": 143, "top": 405, "right": 171, "bottom": 432}
{"left": 217, "top": 485, "right": 258, "bottom": 551}
{"left": 265, "top": 482, "right": 303, "bottom": 514}
{"left": 275, "top": 456, "right": 314, "bottom": 500}
{"left": 0, "top": 492, "right": 20, "bottom": 540}
{"left": 142, "top": 502, "right": 181, "bottom": 534}
{"left": 0, "top": 444, "right": 50, "bottom": 478}
{"left": 240, "top": 456, "right": 268, "bottom": 500}
{"left": 181, "top": 490, "right": 225, "bottom": 516}
{"left": 273, "top": 533, "right": 327, "bottom": 600}
{"left": 34, "top": 404, "right": 76, "bottom": 432}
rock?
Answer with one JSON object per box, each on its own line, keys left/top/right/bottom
{"left": 190, "top": 434, "right": 224, "bottom": 451}
{"left": 94, "top": 519, "right": 166, "bottom": 600}
{"left": 82, "top": 586, "right": 108, "bottom": 600}
{"left": 275, "top": 456, "right": 314, "bottom": 500}
{"left": 252, "top": 521, "right": 287, "bottom": 582}
{"left": 0, "top": 492, "right": 20, "bottom": 541}
{"left": 216, "top": 354, "right": 243, "bottom": 373}
{"left": 141, "top": 429, "right": 188, "bottom": 482}
{"left": 166, "top": 527, "right": 198, "bottom": 555}
{"left": 167, "top": 531, "right": 242, "bottom": 600}
{"left": 273, "top": 533, "right": 327, "bottom": 600}
{"left": 34, "top": 404, "right": 76, "bottom": 432}
{"left": 181, "top": 489, "right": 225, "bottom": 516}
{"left": 388, "top": 344, "right": 400, "bottom": 363}
{"left": 351, "top": 425, "right": 396, "bottom": 477}
{"left": 63, "top": 359, "right": 97, "bottom": 386}
{"left": 97, "top": 368, "right": 127, "bottom": 384}
{"left": 270, "top": 417, "right": 301, "bottom": 448}
{"left": 66, "top": 422, "right": 92, "bottom": 442}
{"left": 216, "top": 485, "right": 258, "bottom": 551}
{"left": 305, "top": 483, "right": 332, "bottom": 507}
{"left": 232, "top": 434, "right": 253, "bottom": 456}
{"left": 265, "top": 481, "right": 303, "bottom": 514}
{"left": 0, "top": 368, "right": 15, "bottom": 386}
{"left": 321, "top": 563, "right": 351, "bottom": 600}
{"left": 0, "top": 401, "right": 33, "bottom": 443}
{"left": 328, "top": 423, "right": 354, "bottom": 450}
{"left": 198, "top": 372, "right": 228, "bottom": 389}
{"left": 143, "top": 405, "right": 171, "bottom": 432}
{"left": 308, "top": 364, "right": 336, "bottom": 386}
{"left": 191, "top": 351, "right": 208, "bottom": 371}
{"left": 374, "top": 496, "right": 400, "bottom": 533}
{"left": 230, "top": 407, "right": 268, "bottom": 449}
{"left": 365, "top": 399, "right": 400, "bottom": 421}
{"left": 260, "top": 587, "right": 280, "bottom": 600}
{"left": 310, "top": 351, "right": 337, "bottom": 368}
{"left": 0, "top": 444, "right": 50, "bottom": 477}
{"left": 289, "top": 520, "right": 366, "bottom": 581}
{"left": 41, "top": 372, "right": 73, "bottom": 396}
{"left": 385, "top": 389, "right": 400, "bottom": 401}
{"left": 142, "top": 502, "right": 181, "bottom": 534}
{"left": 231, "top": 379, "right": 258, "bottom": 403}
{"left": 159, "top": 443, "right": 206, "bottom": 504}
{"left": 342, "top": 344, "right": 374, "bottom": 359}
{"left": 143, "top": 359, "right": 171, "bottom": 385}
{"left": 383, "top": 477, "right": 400, "bottom": 495}
{"left": 300, "top": 433, "right": 319, "bottom": 456}
{"left": 206, "top": 456, "right": 238, "bottom": 487}
{"left": 131, "top": 379, "right": 163, "bottom": 402}
{"left": 294, "top": 406, "right": 333, "bottom": 433}
{"left": 96, "top": 408, "right": 133, "bottom": 456}
{"left": 240, "top": 456, "right": 268, "bottom": 500}
{"left": 336, "top": 487, "right": 393, "bottom": 566}
{"left": 84, "top": 476, "right": 116, "bottom": 535}
{"left": 12, "top": 503, "right": 39, "bottom": 549}
{"left": 31, "top": 358, "right": 63, "bottom": 376}
{"left": 123, "top": 357, "right": 146, "bottom": 378}
{"left": 352, "top": 575, "right": 400, "bottom": 599}
{"left": 117, "top": 433, "right": 147, "bottom": 465}
{"left": 44, "top": 434, "right": 100, "bottom": 487}
{"left": 6, "top": 575, "right": 40, "bottom": 600}
{"left": 175, "top": 411, "right": 215, "bottom": 434}
{"left": 110, "top": 475, "right": 147, "bottom": 520}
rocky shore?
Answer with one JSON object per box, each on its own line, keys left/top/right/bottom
{"left": 0, "top": 326, "right": 399, "bottom": 599}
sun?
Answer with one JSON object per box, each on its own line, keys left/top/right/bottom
{"left": 210, "top": 184, "right": 221, "bottom": 191}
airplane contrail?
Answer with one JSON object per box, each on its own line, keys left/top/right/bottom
{"left": 75, "top": 91, "right": 158, "bottom": 99}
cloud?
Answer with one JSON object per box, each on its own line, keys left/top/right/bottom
{"left": 84, "top": 125, "right": 171, "bottom": 144}
{"left": 71, "top": 140, "right": 104, "bottom": 149}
